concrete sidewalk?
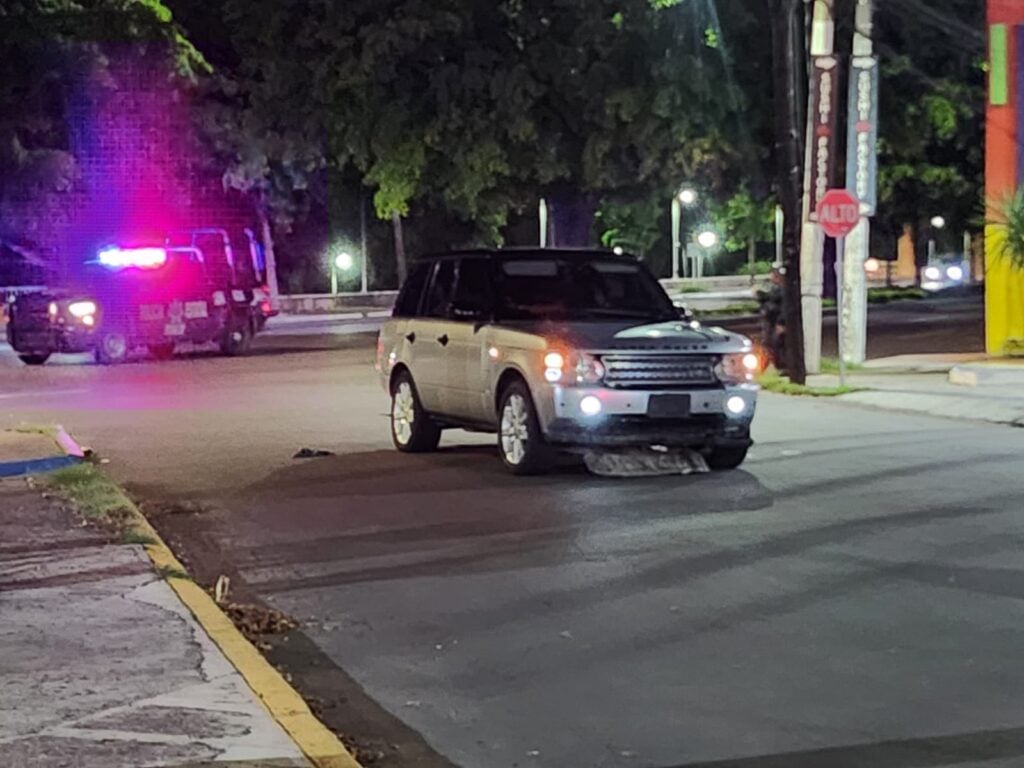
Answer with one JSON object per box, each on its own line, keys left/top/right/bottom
{"left": 0, "top": 477, "right": 310, "bottom": 768}
{"left": 812, "top": 354, "right": 1024, "bottom": 427}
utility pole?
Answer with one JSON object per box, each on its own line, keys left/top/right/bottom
{"left": 770, "top": 0, "right": 808, "bottom": 384}
{"left": 799, "top": 0, "right": 836, "bottom": 375}
{"left": 842, "top": 0, "right": 877, "bottom": 364}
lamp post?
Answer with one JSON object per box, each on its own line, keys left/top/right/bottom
{"left": 671, "top": 186, "right": 698, "bottom": 279}
{"left": 928, "top": 215, "right": 946, "bottom": 263}
{"left": 331, "top": 251, "right": 355, "bottom": 295}
{"left": 693, "top": 227, "right": 720, "bottom": 279}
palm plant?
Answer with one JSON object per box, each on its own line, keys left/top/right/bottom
{"left": 988, "top": 187, "right": 1024, "bottom": 271}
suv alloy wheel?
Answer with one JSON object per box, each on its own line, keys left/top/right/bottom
{"left": 390, "top": 371, "right": 442, "bottom": 453}
{"left": 498, "top": 380, "right": 551, "bottom": 475}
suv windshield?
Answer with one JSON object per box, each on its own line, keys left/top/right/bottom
{"left": 493, "top": 255, "right": 676, "bottom": 322}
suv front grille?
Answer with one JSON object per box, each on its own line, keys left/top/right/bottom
{"left": 602, "top": 355, "right": 718, "bottom": 389}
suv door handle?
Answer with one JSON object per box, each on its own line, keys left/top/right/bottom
{"left": 405, "top": 332, "right": 416, "bottom": 343}
{"left": 437, "top": 334, "right": 449, "bottom": 347}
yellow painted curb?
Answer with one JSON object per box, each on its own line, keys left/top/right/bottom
{"left": 129, "top": 500, "right": 361, "bottom": 768}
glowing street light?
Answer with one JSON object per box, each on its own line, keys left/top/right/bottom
{"left": 696, "top": 229, "right": 719, "bottom": 249}
{"left": 330, "top": 250, "right": 357, "bottom": 295}
{"left": 335, "top": 251, "right": 355, "bottom": 271}
{"left": 930, "top": 216, "right": 946, "bottom": 230}
{"left": 678, "top": 188, "right": 698, "bottom": 206}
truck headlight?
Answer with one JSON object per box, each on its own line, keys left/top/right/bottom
{"left": 716, "top": 352, "right": 759, "bottom": 383}
{"left": 68, "top": 300, "right": 98, "bottom": 319}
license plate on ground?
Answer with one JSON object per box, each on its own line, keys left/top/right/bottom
{"left": 647, "top": 394, "right": 691, "bottom": 418}
{"left": 163, "top": 322, "right": 186, "bottom": 337}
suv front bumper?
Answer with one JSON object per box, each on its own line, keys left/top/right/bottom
{"left": 541, "top": 384, "right": 756, "bottom": 449}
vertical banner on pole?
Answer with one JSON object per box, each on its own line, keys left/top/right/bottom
{"left": 808, "top": 56, "right": 842, "bottom": 222}
{"left": 846, "top": 56, "right": 879, "bottom": 215}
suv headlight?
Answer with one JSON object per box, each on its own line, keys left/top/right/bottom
{"left": 716, "top": 352, "right": 759, "bottom": 383}
{"left": 543, "top": 351, "right": 606, "bottom": 386}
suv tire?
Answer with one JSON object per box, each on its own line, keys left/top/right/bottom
{"left": 706, "top": 444, "right": 749, "bottom": 471}
{"left": 18, "top": 353, "right": 50, "bottom": 366}
{"left": 220, "top": 318, "right": 253, "bottom": 356}
{"left": 96, "top": 331, "right": 129, "bottom": 365}
{"left": 390, "top": 371, "right": 441, "bottom": 453}
{"left": 497, "top": 380, "right": 551, "bottom": 475}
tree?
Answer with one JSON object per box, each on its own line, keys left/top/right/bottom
{"left": 0, "top": 1, "right": 201, "bottom": 255}
{"left": 712, "top": 188, "right": 776, "bottom": 279}
{"left": 873, "top": 0, "right": 984, "bottom": 252}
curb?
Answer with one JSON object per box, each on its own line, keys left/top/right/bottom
{"left": 0, "top": 426, "right": 85, "bottom": 478}
{"left": 837, "top": 390, "right": 1024, "bottom": 428}
{"left": 77, "top": 459, "right": 361, "bottom": 768}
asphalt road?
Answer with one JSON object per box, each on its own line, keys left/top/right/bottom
{"left": 6, "top": 294, "right": 1024, "bottom": 768}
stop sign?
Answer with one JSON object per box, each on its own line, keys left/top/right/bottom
{"left": 817, "top": 189, "right": 861, "bottom": 239}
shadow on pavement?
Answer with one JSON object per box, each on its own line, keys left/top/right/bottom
{"left": 667, "top": 723, "right": 1024, "bottom": 768}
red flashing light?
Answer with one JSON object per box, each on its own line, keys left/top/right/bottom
{"left": 98, "top": 247, "right": 168, "bottom": 269}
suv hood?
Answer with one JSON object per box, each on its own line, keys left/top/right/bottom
{"left": 496, "top": 319, "right": 751, "bottom": 354}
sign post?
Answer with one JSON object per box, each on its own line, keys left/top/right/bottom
{"left": 818, "top": 188, "right": 861, "bottom": 386}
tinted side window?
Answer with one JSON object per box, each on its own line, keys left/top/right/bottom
{"left": 452, "top": 258, "right": 493, "bottom": 315}
{"left": 394, "top": 263, "right": 432, "bottom": 317}
{"left": 423, "top": 260, "right": 457, "bottom": 318}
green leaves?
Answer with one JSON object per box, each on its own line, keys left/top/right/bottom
{"left": 988, "top": 188, "right": 1024, "bottom": 272}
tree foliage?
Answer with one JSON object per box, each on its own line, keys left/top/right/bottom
{"left": 873, "top": 0, "right": 984, "bottom": 240}
{"left": 0, "top": 0, "right": 202, "bottom": 248}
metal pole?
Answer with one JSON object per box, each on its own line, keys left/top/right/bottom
{"left": 671, "top": 198, "right": 682, "bottom": 280}
{"left": 330, "top": 263, "right": 338, "bottom": 296}
{"left": 842, "top": 0, "right": 875, "bottom": 365}
{"left": 360, "top": 192, "right": 369, "bottom": 294}
{"left": 539, "top": 199, "right": 548, "bottom": 248}
{"left": 800, "top": 0, "right": 836, "bottom": 375}
{"left": 836, "top": 234, "right": 847, "bottom": 386}
{"left": 775, "top": 205, "right": 784, "bottom": 265}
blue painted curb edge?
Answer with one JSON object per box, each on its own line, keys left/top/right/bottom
{"left": 0, "top": 425, "right": 87, "bottom": 477}
{"left": 0, "top": 454, "right": 82, "bottom": 478}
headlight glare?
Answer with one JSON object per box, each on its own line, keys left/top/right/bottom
{"left": 68, "top": 300, "right": 98, "bottom": 319}
{"left": 717, "top": 353, "right": 756, "bottom": 383}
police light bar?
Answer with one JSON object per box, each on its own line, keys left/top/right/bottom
{"left": 97, "top": 247, "right": 167, "bottom": 269}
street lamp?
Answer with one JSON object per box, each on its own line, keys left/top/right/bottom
{"left": 696, "top": 229, "right": 719, "bottom": 249}
{"left": 330, "top": 250, "right": 356, "bottom": 295}
{"left": 928, "top": 216, "right": 946, "bottom": 263}
{"left": 672, "top": 184, "right": 700, "bottom": 280}
{"left": 335, "top": 252, "right": 354, "bottom": 272}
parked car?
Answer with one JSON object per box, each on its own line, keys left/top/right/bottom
{"left": 376, "top": 248, "right": 760, "bottom": 474}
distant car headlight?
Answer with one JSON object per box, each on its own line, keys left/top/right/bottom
{"left": 924, "top": 266, "right": 942, "bottom": 281}
{"left": 68, "top": 300, "right": 98, "bottom": 319}
{"left": 716, "top": 352, "right": 759, "bottom": 383}
{"left": 946, "top": 265, "right": 964, "bottom": 282}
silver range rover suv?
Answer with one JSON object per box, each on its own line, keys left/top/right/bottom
{"left": 376, "top": 248, "right": 759, "bottom": 475}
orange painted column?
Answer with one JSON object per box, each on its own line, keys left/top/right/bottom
{"left": 986, "top": 0, "right": 1024, "bottom": 355}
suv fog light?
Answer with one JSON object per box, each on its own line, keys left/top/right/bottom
{"left": 580, "top": 395, "right": 603, "bottom": 417}
{"left": 726, "top": 396, "right": 747, "bottom": 415}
